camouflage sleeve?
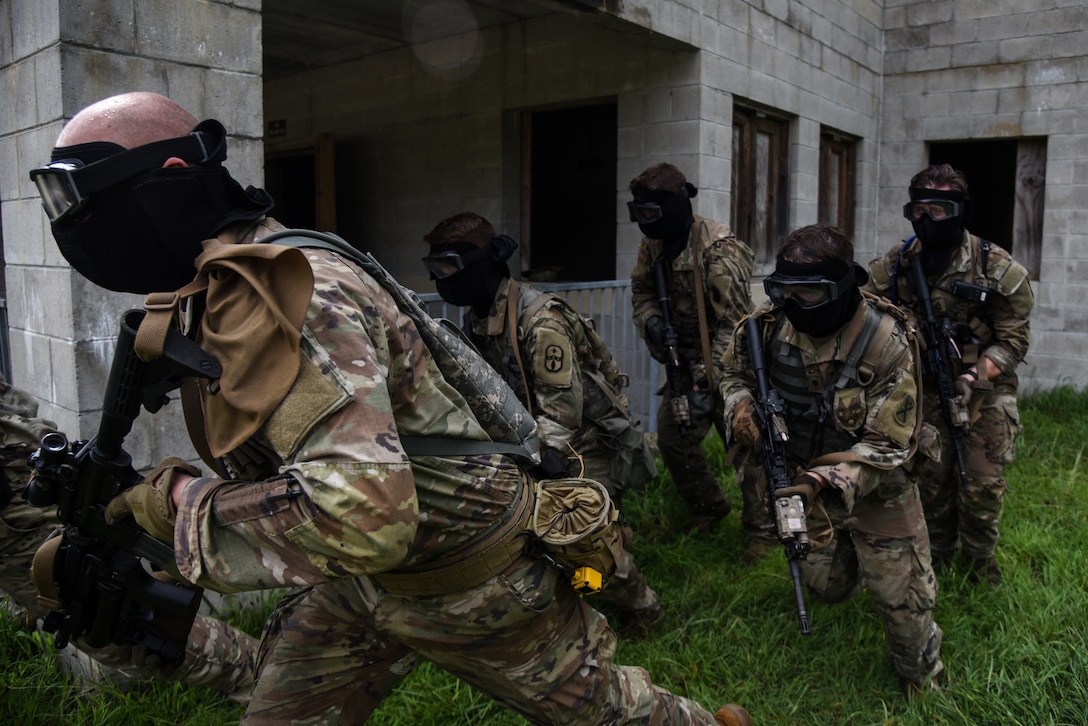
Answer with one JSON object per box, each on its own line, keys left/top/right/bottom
{"left": 704, "top": 234, "right": 754, "bottom": 367}
{"left": 175, "top": 253, "right": 421, "bottom": 592}
{"left": 808, "top": 322, "right": 919, "bottom": 513}
{"left": 717, "top": 310, "right": 761, "bottom": 447}
{"left": 524, "top": 314, "right": 582, "bottom": 457}
{"left": 630, "top": 238, "right": 662, "bottom": 337}
{"left": 860, "top": 248, "right": 898, "bottom": 299}
{"left": 984, "top": 260, "right": 1034, "bottom": 375}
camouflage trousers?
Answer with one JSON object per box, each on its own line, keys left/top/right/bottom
{"left": 918, "top": 388, "right": 1022, "bottom": 561}
{"left": 733, "top": 459, "right": 778, "bottom": 546}
{"left": 800, "top": 475, "right": 944, "bottom": 684}
{"left": 246, "top": 557, "right": 720, "bottom": 725}
{"left": 0, "top": 495, "right": 257, "bottom": 702}
{"left": 574, "top": 449, "right": 659, "bottom": 616}
{"left": 655, "top": 393, "right": 731, "bottom": 517}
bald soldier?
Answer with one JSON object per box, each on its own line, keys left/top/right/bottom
{"left": 30, "top": 91, "right": 753, "bottom": 725}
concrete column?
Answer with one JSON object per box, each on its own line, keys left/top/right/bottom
{"left": 0, "top": 0, "right": 264, "bottom": 468}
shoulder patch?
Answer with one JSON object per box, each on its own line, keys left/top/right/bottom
{"left": 532, "top": 324, "right": 575, "bottom": 389}
{"left": 265, "top": 338, "right": 354, "bottom": 458}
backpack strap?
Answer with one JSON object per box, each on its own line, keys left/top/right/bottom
{"left": 809, "top": 297, "right": 922, "bottom": 468}
{"left": 506, "top": 279, "right": 534, "bottom": 418}
{"left": 260, "top": 229, "right": 541, "bottom": 465}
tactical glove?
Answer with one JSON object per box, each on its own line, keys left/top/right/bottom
{"left": 731, "top": 397, "right": 760, "bottom": 448}
{"left": 105, "top": 456, "right": 202, "bottom": 542}
{"left": 774, "top": 472, "right": 824, "bottom": 510}
{"left": 645, "top": 316, "right": 667, "bottom": 363}
{"left": 689, "top": 380, "right": 713, "bottom": 421}
{"left": 954, "top": 367, "right": 979, "bottom": 406}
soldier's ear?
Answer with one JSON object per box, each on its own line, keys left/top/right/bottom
{"left": 491, "top": 234, "right": 518, "bottom": 262}
{"left": 853, "top": 262, "right": 870, "bottom": 287}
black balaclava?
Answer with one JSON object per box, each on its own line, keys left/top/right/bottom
{"left": 909, "top": 186, "right": 969, "bottom": 273}
{"left": 776, "top": 257, "right": 863, "bottom": 339}
{"left": 48, "top": 120, "right": 274, "bottom": 294}
{"left": 432, "top": 240, "right": 511, "bottom": 315}
{"left": 632, "top": 183, "right": 696, "bottom": 260}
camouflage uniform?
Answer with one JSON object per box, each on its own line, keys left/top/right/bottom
{"left": 719, "top": 299, "right": 944, "bottom": 686}
{"left": 466, "top": 277, "right": 660, "bottom": 625}
{"left": 863, "top": 233, "right": 1033, "bottom": 563}
{"left": 0, "top": 378, "right": 256, "bottom": 702}
{"left": 171, "top": 222, "right": 724, "bottom": 724}
{"left": 630, "top": 216, "right": 754, "bottom": 522}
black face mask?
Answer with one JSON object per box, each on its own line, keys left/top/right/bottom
{"left": 46, "top": 128, "right": 273, "bottom": 294}
{"left": 908, "top": 187, "right": 968, "bottom": 267}
{"left": 630, "top": 185, "right": 695, "bottom": 258}
{"left": 775, "top": 258, "right": 863, "bottom": 338}
{"left": 431, "top": 241, "right": 509, "bottom": 313}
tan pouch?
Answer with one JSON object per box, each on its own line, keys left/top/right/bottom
{"left": 530, "top": 477, "right": 623, "bottom": 591}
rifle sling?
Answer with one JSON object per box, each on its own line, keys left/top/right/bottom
{"left": 691, "top": 220, "right": 716, "bottom": 388}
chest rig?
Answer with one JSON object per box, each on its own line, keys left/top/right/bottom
{"left": 767, "top": 303, "right": 889, "bottom": 464}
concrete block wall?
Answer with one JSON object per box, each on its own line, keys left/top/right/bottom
{"left": 0, "top": 0, "right": 264, "bottom": 467}
{"left": 881, "top": 0, "right": 1088, "bottom": 392}
{"left": 265, "top": 0, "right": 886, "bottom": 288}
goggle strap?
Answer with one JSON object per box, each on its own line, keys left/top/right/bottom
{"left": 41, "top": 126, "right": 225, "bottom": 200}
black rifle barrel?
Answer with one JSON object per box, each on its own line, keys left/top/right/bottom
{"left": 746, "top": 315, "right": 811, "bottom": 635}
{"left": 909, "top": 255, "right": 970, "bottom": 490}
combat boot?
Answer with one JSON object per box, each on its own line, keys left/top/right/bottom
{"left": 901, "top": 675, "right": 941, "bottom": 702}
{"left": 742, "top": 537, "right": 778, "bottom": 564}
{"left": 969, "top": 555, "right": 1002, "bottom": 586}
{"left": 688, "top": 499, "right": 732, "bottom": 535}
{"left": 616, "top": 600, "right": 663, "bottom": 642}
{"left": 714, "top": 704, "right": 754, "bottom": 726}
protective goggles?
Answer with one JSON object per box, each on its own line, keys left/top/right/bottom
{"left": 902, "top": 199, "right": 962, "bottom": 222}
{"left": 29, "top": 123, "right": 225, "bottom": 224}
{"left": 421, "top": 244, "right": 493, "bottom": 280}
{"left": 764, "top": 272, "right": 852, "bottom": 310}
{"left": 626, "top": 201, "right": 663, "bottom": 224}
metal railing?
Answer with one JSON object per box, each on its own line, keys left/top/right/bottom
{"left": 418, "top": 280, "right": 661, "bottom": 433}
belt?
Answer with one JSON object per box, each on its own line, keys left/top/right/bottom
{"left": 372, "top": 473, "right": 532, "bottom": 597}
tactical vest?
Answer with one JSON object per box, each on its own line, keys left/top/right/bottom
{"left": 765, "top": 295, "right": 919, "bottom": 467}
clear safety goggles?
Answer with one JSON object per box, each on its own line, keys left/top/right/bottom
{"left": 421, "top": 245, "right": 492, "bottom": 280}
{"left": 902, "top": 199, "right": 962, "bottom": 222}
{"left": 30, "top": 161, "right": 90, "bottom": 223}
{"left": 29, "top": 124, "right": 223, "bottom": 224}
{"left": 627, "top": 201, "right": 663, "bottom": 224}
{"left": 764, "top": 273, "right": 851, "bottom": 310}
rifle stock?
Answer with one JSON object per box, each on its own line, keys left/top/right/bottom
{"left": 908, "top": 255, "right": 971, "bottom": 490}
{"left": 745, "top": 315, "right": 811, "bottom": 635}
{"left": 27, "top": 309, "right": 221, "bottom": 659}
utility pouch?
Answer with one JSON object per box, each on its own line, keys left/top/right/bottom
{"left": 529, "top": 477, "right": 623, "bottom": 594}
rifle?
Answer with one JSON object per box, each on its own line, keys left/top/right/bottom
{"left": 26, "top": 308, "right": 221, "bottom": 662}
{"left": 908, "top": 255, "right": 971, "bottom": 491}
{"left": 745, "top": 316, "right": 811, "bottom": 635}
{"left": 653, "top": 259, "right": 691, "bottom": 453}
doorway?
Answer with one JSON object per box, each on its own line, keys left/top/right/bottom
{"left": 928, "top": 138, "right": 1045, "bottom": 279}
{"left": 523, "top": 103, "right": 617, "bottom": 282}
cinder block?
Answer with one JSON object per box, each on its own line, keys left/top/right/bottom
{"left": 10, "top": 0, "right": 59, "bottom": 60}
{"left": 59, "top": 0, "right": 134, "bottom": 52}
{"left": 134, "top": 1, "right": 259, "bottom": 73}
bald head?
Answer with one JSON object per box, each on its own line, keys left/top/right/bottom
{"left": 56, "top": 92, "right": 198, "bottom": 150}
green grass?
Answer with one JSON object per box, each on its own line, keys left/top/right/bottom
{"left": 3, "top": 388, "right": 1087, "bottom": 725}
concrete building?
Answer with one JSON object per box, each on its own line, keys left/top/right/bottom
{"left": 0, "top": 0, "right": 1083, "bottom": 468}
